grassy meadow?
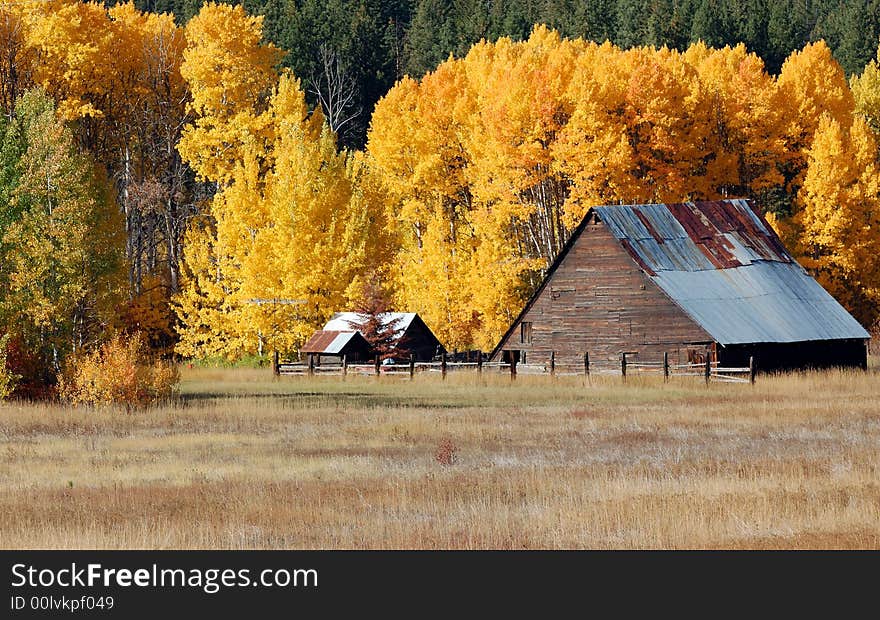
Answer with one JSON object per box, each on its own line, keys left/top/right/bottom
{"left": 1, "top": 365, "right": 879, "bottom": 549}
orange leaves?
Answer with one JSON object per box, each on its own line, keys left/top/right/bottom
{"left": 59, "top": 332, "right": 179, "bottom": 409}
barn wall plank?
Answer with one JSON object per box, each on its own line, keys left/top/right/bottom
{"left": 496, "top": 216, "right": 713, "bottom": 368}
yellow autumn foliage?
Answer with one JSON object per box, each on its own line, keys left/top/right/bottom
{"left": 367, "top": 28, "right": 857, "bottom": 350}
{"left": 14, "top": 0, "right": 877, "bottom": 358}
{"left": 173, "top": 4, "right": 392, "bottom": 359}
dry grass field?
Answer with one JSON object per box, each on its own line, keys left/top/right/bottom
{"left": 1, "top": 365, "right": 879, "bottom": 549}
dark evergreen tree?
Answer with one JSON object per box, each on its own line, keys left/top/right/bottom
{"left": 614, "top": 0, "right": 650, "bottom": 48}
{"left": 690, "top": 0, "right": 728, "bottom": 48}
{"left": 646, "top": 0, "right": 690, "bottom": 49}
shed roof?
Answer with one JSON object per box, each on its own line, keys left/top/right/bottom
{"left": 302, "top": 330, "right": 369, "bottom": 355}
{"left": 323, "top": 312, "right": 417, "bottom": 340}
{"left": 593, "top": 199, "right": 869, "bottom": 345}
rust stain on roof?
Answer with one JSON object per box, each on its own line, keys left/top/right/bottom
{"left": 620, "top": 238, "right": 656, "bottom": 276}
{"left": 633, "top": 209, "right": 665, "bottom": 244}
{"left": 593, "top": 199, "right": 869, "bottom": 344}
{"left": 302, "top": 330, "right": 355, "bottom": 353}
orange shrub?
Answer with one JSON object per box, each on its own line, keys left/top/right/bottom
{"left": 59, "top": 334, "right": 179, "bottom": 409}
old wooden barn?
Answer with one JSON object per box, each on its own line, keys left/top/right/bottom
{"left": 491, "top": 199, "right": 870, "bottom": 371}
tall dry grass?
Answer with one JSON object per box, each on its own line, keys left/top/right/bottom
{"left": 0, "top": 366, "right": 878, "bottom": 549}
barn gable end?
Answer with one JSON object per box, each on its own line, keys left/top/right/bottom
{"left": 492, "top": 211, "right": 713, "bottom": 368}
{"left": 491, "top": 199, "right": 869, "bottom": 371}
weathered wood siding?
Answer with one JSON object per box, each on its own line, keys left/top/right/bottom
{"left": 494, "top": 214, "right": 713, "bottom": 368}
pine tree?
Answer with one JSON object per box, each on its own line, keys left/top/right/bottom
{"left": 345, "top": 279, "right": 404, "bottom": 359}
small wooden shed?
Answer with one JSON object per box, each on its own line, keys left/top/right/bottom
{"left": 323, "top": 312, "right": 444, "bottom": 361}
{"left": 301, "top": 330, "right": 373, "bottom": 363}
{"left": 490, "top": 199, "right": 869, "bottom": 371}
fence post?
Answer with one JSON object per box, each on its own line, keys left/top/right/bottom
{"left": 272, "top": 350, "right": 279, "bottom": 376}
{"left": 441, "top": 352, "right": 447, "bottom": 380}
{"left": 749, "top": 356, "right": 756, "bottom": 385}
{"left": 621, "top": 352, "right": 627, "bottom": 382}
{"left": 663, "top": 351, "right": 669, "bottom": 382}
{"left": 477, "top": 351, "right": 483, "bottom": 374}
{"left": 409, "top": 353, "right": 415, "bottom": 380}
{"left": 510, "top": 354, "right": 517, "bottom": 381}
{"left": 584, "top": 352, "right": 590, "bottom": 377}
{"left": 307, "top": 353, "right": 315, "bottom": 376}
{"left": 374, "top": 355, "right": 380, "bottom": 377}
{"left": 342, "top": 354, "right": 348, "bottom": 378}
{"left": 549, "top": 351, "right": 555, "bottom": 377}
{"left": 704, "top": 354, "right": 711, "bottom": 385}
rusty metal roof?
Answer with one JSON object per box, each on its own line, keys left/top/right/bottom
{"left": 594, "top": 199, "right": 869, "bottom": 345}
{"left": 302, "top": 330, "right": 369, "bottom": 354}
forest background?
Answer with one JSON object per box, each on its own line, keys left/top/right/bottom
{"left": 3, "top": 0, "right": 880, "bottom": 396}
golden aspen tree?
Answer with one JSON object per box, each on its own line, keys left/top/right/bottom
{"left": 851, "top": 49, "right": 880, "bottom": 134}
{"left": 173, "top": 214, "right": 246, "bottom": 359}
{"left": 0, "top": 3, "right": 35, "bottom": 118}
{"left": 617, "top": 46, "right": 714, "bottom": 203}
{"left": 246, "top": 77, "right": 359, "bottom": 350}
{"left": 777, "top": 41, "right": 855, "bottom": 200}
{"left": 686, "top": 43, "right": 786, "bottom": 199}
{"left": 795, "top": 114, "right": 880, "bottom": 326}
{"left": 174, "top": 2, "right": 282, "bottom": 359}
{"left": 177, "top": 2, "right": 281, "bottom": 185}
{"left": 557, "top": 43, "right": 716, "bottom": 222}
{"left": 176, "top": 28, "right": 393, "bottom": 359}
{"left": 369, "top": 58, "right": 481, "bottom": 349}
{"left": 23, "top": 0, "right": 117, "bottom": 123}
{"left": 460, "top": 29, "right": 583, "bottom": 349}
{"left": 553, "top": 41, "right": 635, "bottom": 226}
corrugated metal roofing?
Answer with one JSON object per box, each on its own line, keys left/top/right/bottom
{"left": 593, "top": 199, "right": 869, "bottom": 345}
{"left": 302, "top": 330, "right": 365, "bottom": 354}
{"left": 324, "top": 312, "right": 416, "bottom": 340}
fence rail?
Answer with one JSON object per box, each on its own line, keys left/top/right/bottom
{"left": 277, "top": 351, "right": 758, "bottom": 385}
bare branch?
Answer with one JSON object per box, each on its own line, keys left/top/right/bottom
{"left": 306, "top": 44, "right": 361, "bottom": 140}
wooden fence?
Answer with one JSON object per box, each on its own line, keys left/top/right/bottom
{"left": 277, "top": 351, "right": 757, "bottom": 385}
